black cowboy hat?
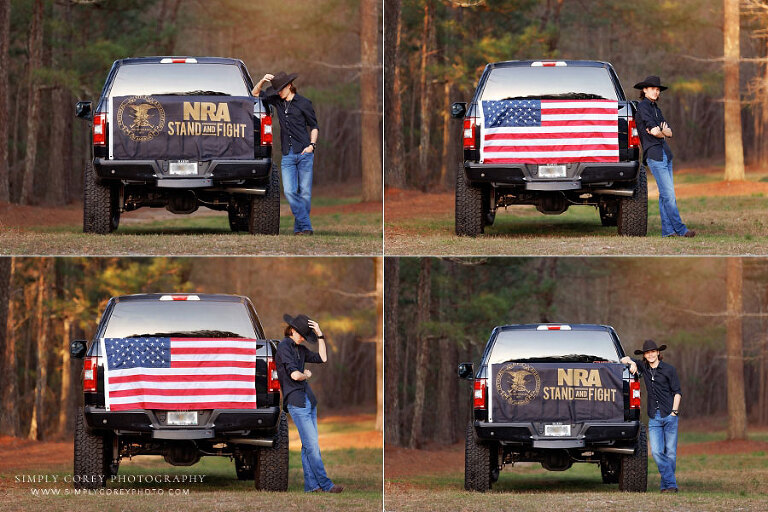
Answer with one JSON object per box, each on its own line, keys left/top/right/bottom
{"left": 265, "top": 71, "right": 298, "bottom": 95}
{"left": 283, "top": 313, "right": 317, "bottom": 343}
{"left": 634, "top": 339, "right": 667, "bottom": 355}
{"left": 633, "top": 75, "right": 668, "bottom": 91}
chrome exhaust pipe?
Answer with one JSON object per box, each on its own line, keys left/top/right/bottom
{"left": 593, "top": 446, "right": 636, "bottom": 455}
{"left": 591, "top": 189, "right": 635, "bottom": 197}
{"left": 227, "top": 438, "right": 274, "bottom": 447}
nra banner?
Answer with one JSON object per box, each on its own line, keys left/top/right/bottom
{"left": 111, "top": 95, "right": 254, "bottom": 160}
{"left": 491, "top": 362, "right": 624, "bottom": 423}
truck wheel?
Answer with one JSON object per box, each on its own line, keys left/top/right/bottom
{"left": 617, "top": 165, "right": 648, "bottom": 236}
{"left": 464, "top": 421, "right": 491, "bottom": 492}
{"left": 235, "top": 450, "right": 255, "bottom": 480}
{"left": 455, "top": 164, "right": 484, "bottom": 237}
{"left": 618, "top": 425, "right": 648, "bottom": 492}
{"left": 249, "top": 164, "right": 280, "bottom": 235}
{"left": 228, "top": 196, "right": 251, "bottom": 232}
{"left": 599, "top": 202, "right": 619, "bottom": 227}
{"left": 83, "top": 162, "right": 120, "bottom": 234}
{"left": 254, "top": 411, "right": 289, "bottom": 491}
{"left": 600, "top": 455, "right": 620, "bottom": 483}
{"left": 73, "top": 407, "right": 108, "bottom": 489}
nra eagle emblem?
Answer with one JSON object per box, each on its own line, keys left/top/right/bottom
{"left": 117, "top": 96, "right": 166, "bottom": 142}
{"left": 496, "top": 362, "right": 540, "bottom": 406}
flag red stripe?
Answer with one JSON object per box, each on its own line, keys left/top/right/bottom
{"left": 170, "top": 338, "right": 258, "bottom": 342}
{"left": 485, "top": 132, "right": 618, "bottom": 141}
{"left": 542, "top": 100, "right": 616, "bottom": 104}
{"left": 110, "top": 388, "right": 256, "bottom": 398}
{"left": 109, "top": 373, "right": 253, "bottom": 384}
{"left": 170, "top": 347, "right": 257, "bottom": 355}
{"left": 484, "top": 156, "right": 619, "bottom": 163}
{"left": 484, "top": 144, "right": 619, "bottom": 152}
{"left": 541, "top": 108, "right": 617, "bottom": 115}
{"left": 109, "top": 402, "right": 258, "bottom": 411}
{"left": 171, "top": 360, "right": 255, "bottom": 368}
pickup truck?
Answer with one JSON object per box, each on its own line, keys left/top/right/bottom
{"left": 458, "top": 323, "right": 647, "bottom": 492}
{"left": 75, "top": 57, "right": 279, "bottom": 235}
{"left": 451, "top": 60, "right": 647, "bottom": 237}
{"left": 70, "top": 293, "right": 288, "bottom": 490}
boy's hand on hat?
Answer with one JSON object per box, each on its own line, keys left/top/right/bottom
{"left": 262, "top": 73, "right": 274, "bottom": 83}
{"left": 308, "top": 319, "right": 323, "bottom": 337}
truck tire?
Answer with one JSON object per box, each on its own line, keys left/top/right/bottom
{"left": 456, "top": 164, "right": 484, "bottom": 237}
{"left": 228, "top": 196, "right": 251, "bottom": 232}
{"left": 235, "top": 450, "right": 255, "bottom": 480}
{"left": 73, "top": 406, "right": 108, "bottom": 489}
{"left": 464, "top": 421, "right": 491, "bottom": 492}
{"left": 249, "top": 164, "right": 280, "bottom": 235}
{"left": 618, "top": 425, "right": 648, "bottom": 492}
{"left": 617, "top": 165, "right": 648, "bottom": 237}
{"left": 600, "top": 454, "right": 620, "bottom": 483}
{"left": 83, "top": 162, "right": 119, "bottom": 234}
{"left": 254, "top": 412, "right": 289, "bottom": 491}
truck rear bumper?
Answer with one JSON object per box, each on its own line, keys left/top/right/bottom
{"left": 84, "top": 406, "right": 280, "bottom": 438}
{"left": 93, "top": 158, "right": 271, "bottom": 186}
{"left": 474, "top": 420, "right": 640, "bottom": 446}
{"left": 464, "top": 161, "right": 639, "bottom": 189}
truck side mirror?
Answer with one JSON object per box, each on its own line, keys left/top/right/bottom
{"left": 75, "top": 101, "right": 92, "bottom": 121}
{"left": 451, "top": 102, "right": 467, "bottom": 119}
{"left": 70, "top": 340, "right": 87, "bottom": 359}
{"left": 457, "top": 362, "right": 474, "bottom": 379}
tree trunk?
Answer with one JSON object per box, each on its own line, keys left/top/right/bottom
{"left": 57, "top": 316, "right": 72, "bottom": 437}
{"left": 28, "top": 258, "right": 51, "bottom": 440}
{"left": 375, "top": 257, "right": 384, "bottom": 431}
{"left": 439, "top": 80, "right": 452, "bottom": 190}
{"left": 408, "top": 258, "right": 431, "bottom": 448}
{"left": 434, "top": 260, "right": 453, "bottom": 443}
{"left": 723, "top": 0, "right": 745, "bottom": 181}
{"left": 384, "top": 0, "right": 405, "bottom": 188}
{"left": 361, "top": 0, "right": 382, "bottom": 202}
{"left": 417, "top": 0, "right": 434, "bottom": 191}
{"left": 384, "top": 257, "right": 401, "bottom": 445}
{"left": 726, "top": 258, "right": 747, "bottom": 440}
{"left": 20, "top": 0, "right": 44, "bottom": 204}
{"left": 0, "top": 0, "right": 10, "bottom": 202}
{"left": 0, "top": 257, "right": 18, "bottom": 436}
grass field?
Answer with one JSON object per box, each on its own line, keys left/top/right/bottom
{"left": 1, "top": 194, "right": 382, "bottom": 256}
{"left": 384, "top": 430, "right": 768, "bottom": 512}
{"left": 385, "top": 170, "right": 768, "bottom": 255}
{"left": 1, "top": 414, "right": 382, "bottom": 512}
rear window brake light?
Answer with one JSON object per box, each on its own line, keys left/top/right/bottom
{"left": 160, "top": 58, "right": 198, "bottom": 64}
{"left": 159, "top": 295, "right": 200, "bottom": 301}
{"left": 531, "top": 61, "right": 567, "bottom": 67}
{"left": 537, "top": 325, "right": 572, "bottom": 331}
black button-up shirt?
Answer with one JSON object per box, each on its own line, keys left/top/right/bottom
{"left": 259, "top": 92, "right": 319, "bottom": 156}
{"left": 631, "top": 359, "right": 682, "bottom": 417}
{"left": 635, "top": 98, "right": 673, "bottom": 164}
{"left": 275, "top": 337, "right": 324, "bottom": 410}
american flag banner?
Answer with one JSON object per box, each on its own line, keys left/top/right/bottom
{"left": 101, "top": 337, "right": 258, "bottom": 411}
{"left": 480, "top": 99, "right": 619, "bottom": 164}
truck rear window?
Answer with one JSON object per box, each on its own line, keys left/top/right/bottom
{"left": 102, "top": 301, "right": 258, "bottom": 339}
{"left": 480, "top": 66, "right": 619, "bottom": 101}
{"left": 108, "top": 63, "right": 250, "bottom": 98}
{"left": 488, "top": 329, "right": 620, "bottom": 364}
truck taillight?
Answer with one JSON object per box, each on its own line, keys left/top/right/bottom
{"left": 267, "top": 357, "right": 280, "bottom": 392}
{"left": 628, "top": 118, "right": 640, "bottom": 149}
{"left": 629, "top": 380, "right": 641, "bottom": 409}
{"left": 83, "top": 356, "right": 98, "bottom": 392}
{"left": 473, "top": 378, "right": 487, "bottom": 409}
{"left": 260, "top": 115, "right": 273, "bottom": 146}
{"left": 463, "top": 118, "right": 477, "bottom": 150}
{"left": 93, "top": 113, "right": 106, "bottom": 146}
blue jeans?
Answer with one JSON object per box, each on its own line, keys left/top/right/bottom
{"left": 281, "top": 149, "right": 314, "bottom": 233}
{"left": 646, "top": 152, "right": 688, "bottom": 237}
{"left": 648, "top": 410, "right": 679, "bottom": 490}
{"left": 286, "top": 396, "right": 334, "bottom": 492}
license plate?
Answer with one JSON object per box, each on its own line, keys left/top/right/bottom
{"left": 538, "top": 165, "right": 567, "bottom": 178}
{"left": 167, "top": 411, "right": 198, "bottom": 426}
{"left": 169, "top": 161, "right": 198, "bottom": 176}
{"left": 544, "top": 424, "right": 571, "bottom": 437}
